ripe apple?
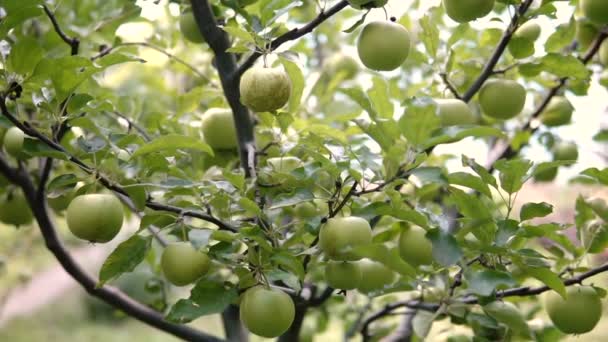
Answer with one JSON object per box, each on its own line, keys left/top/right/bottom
{"left": 483, "top": 301, "right": 529, "bottom": 333}
{"left": 319, "top": 216, "right": 372, "bottom": 261}
{"left": 0, "top": 190, "right": 33, "bottom": 226}
{"left": 479, "top": 79, "right": 526, "bottom": 120}
{"left": 599, "top": 39, "right": 608, "bottom": 65}
{"left": 324, "top": 261, "right": 361, "bottom": 290}
{"left": 552, "top": 142, "right": 578, "bottom": 163}
{"left": 240, "top": 286, "right": 295, "bottom": 338}
{"left": 240, "top": 67, "right": 291, "bottom": 112}
{"left": 179, "top": 10, "right": 204, "bottom": 43}
{"left": 66, "top": 194, "right": 124, "bottom": 243}
{"left": 533, "top": 166, "right": 558, "bottom": 183}
{"left": 514, "top": 21, "right": 541, "bottom": 41}
{"left": 323, "top": 53, "right": 358, "bottom": 80}
{"left": 544, "top": 286, "right": 602, "bottom": 334}
{"left": 435, "top": 99, "right": 476, "bottom": 126}
{"left": 540, "top": 96, "right": 573, "bottom": 127}
{"left": 576, "top": 19, "right": 599, "bottom": 52}
{"left": 356, "top": 259, "right": 396, "bottom": 294}
{"left": 357, "top": 21, "right": 410, "bottom": 71}
{"left": 347, "top": 0, "right": 388, "bottom": 10}
{"left": 581, "top": 0, "right": 608, "bottom": 25}
{"left": 442, "top": 0, "right": 495, "bottom": 23}
{"left": 398, "top": 225, "right": 433, "bottom": 267}
{"left": 3, "top": 126, "right": 25, "bottom": 158}
{"left": 201, "top": 108, "right": 237, "bottom": 150}
{"left": 161, "top": 242, "right": 210, "bottom": 286}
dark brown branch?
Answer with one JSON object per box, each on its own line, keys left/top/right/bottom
{"left": 235, "top": 0, "right": 349, "bottom": 77}
{"left": 439, "top": 72, "right": 461, "bottom": 99}
{"left": 0, "top": 97, "right": 237, "bottom": 232}
{"left": 461, "top": 0, "right": 534, "bottom": 102}
{"left": 105, "top": 111, "right": 152, "bottom": 142}
{"left": 0, "top": 156, "right": 223, "bottom": 342}
{"left": 42, "top": 4, "right": 79, "bottom": 55}
{"left": 221, "top": 305, "right": 249, "bottom": 342}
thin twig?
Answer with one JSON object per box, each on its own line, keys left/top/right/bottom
{"left": 42, "top": 4, "right": 80, "bottom": 55}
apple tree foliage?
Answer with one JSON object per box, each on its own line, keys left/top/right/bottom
{"left": 2, "top": 0, "right": 608, "bottom": 341}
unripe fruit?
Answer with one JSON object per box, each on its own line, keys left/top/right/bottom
{"left": 295, "top": 202, "right": 318, "bottom": 218}
{"left": 356, "top": 259, "right": 395, "bottom": 294}
{"left": 66, "top": 194, "right": 124, "bottom": 243}
{"left": 442, "top": 0, "right": 495, "bottom": 23}
{"left": 581, "top": 0, "right": 608, "bottom": 25}
{"left": 240, "top": 287, "right": 295, "bottom": 338}
{"left": 544, "top": 286, "right": 602, "bottom": 334}
{"left": 514, "top": 21, "right": 541, "bottom": 41}
{"left": 533, "top": 166, "right": 558, "bottom": 183}
{"left": 179, "top": 11, "right": 204, "bottom": 43}
{"left": 435, "top": 99, "right": 476, "bottom": 126}
{"left": 576, "top": 19, "right": 599, "bottom": 52}
{"left": 325, "top": 261, "right": 361, "bottom": 290}
{"left": 240, "top": 67, "right": 291, "bottom": 112}
{"left": 347, "top": 0, "right": 388, "bottom": 10}
{"left": 161, "top": 242, "right": 210, "bottom": 286}
{"left": 267, "top": 156, "right": 302, "bottom": 173}
{"left": 3, "top": 126, "right": 25, "bottom": 158}
{"left": 324, "top": 54, "right": 358, "bottom": 80}
{"left": 357, "top": 21, "right": 411, "bottom": 71}
{"left": 479, "top": 79, "right": 526, "bottom": 120}
{"left": 201, "top": 108, "right": 237, "bottom": 150}
{"left": 0, "top": 190, "right": 33, "bottom": 226}
{"left": 398, "top": 225, "right": 433, "bottom": 267}
{"left": 552, "top": 142, "right": 578, "bottom": 163}
{"left": 540, "top": 96, "right": 573, "bottom": 127}
{"left": 319, "top": 216, "right": 372, "bottom": 261}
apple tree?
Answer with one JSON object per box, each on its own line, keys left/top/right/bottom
{"left": 2, "top": 0, "right": 608, "bottom": 341}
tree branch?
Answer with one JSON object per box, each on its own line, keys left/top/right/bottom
{"left": 42, "top": 4, "right": 79, "bottom": 55}
{"left": 221, "top": 305, "right": 248, "bottom": 342}
{"left": 235, "top": 1, "right": 349, "bottom": 78}
{"left": 461, "top": 0, "right": 534, "bottom": 102}
{"left": 0, "top": 156, "right": 224, "bottom": 342}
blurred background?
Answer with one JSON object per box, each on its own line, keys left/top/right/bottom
{"left": 1, "top": 0, "right": 607, "bottom": 341}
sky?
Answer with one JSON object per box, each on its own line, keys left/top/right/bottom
{"left": 131, "top": 0, "right": 607, "bottom": 182}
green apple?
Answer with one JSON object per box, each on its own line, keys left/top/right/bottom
{"left": 398, "top": 225, "right": 433, "bottom": 267}
{"left": 295, "top": 202, "right": 318, "bottom": 218}
{"left": 319, "top": 216, "right": 372, "bottom": 261}
{"left": 442, "top": 0, "right": 495, "bottom": 23}
{"left": 240, "top": 67, "right": 291, "bottom": 112}
{"left": 514, "top": 21, "right": 541, "bottom": 41}
{"left": 3, "top": 126, "right": 25, "bottom": 158}
{"left": 324, "top": 261, "right": 361, "bottom": 290}
{"left": 581, "top": 0, "right": 608, "bottom": 25}
{"left": 201, "top": 108, "right": 237, "bottom": 150}
{"left": 0, "top": 190, "right": 33, "bottom": 226}
{"left": 533, "top": 166, "right": 558, "bottom": 183}
{"left": 179, "top": 10, "right": 204, "bottom": 43}
{"left": 552, "top": 142, "right": 578, "bottom": 163}
{"left": 240, "top": 286, "right": 295, "bottom": 338}
{"left": 576, "top": 19, "right": 599, "bottom": 52}
{"left": 323, "top": 53, "right": 358, "bottom": 80}
{"left": 540, "top": 96, "right": 573, "bottom": 127}
{"left": 479, "top": 79, "right": 526, "bottom": 120}
{"left": 435, "top": 99, "right": 476, "bottom": 126}
{"left": 267, "top": 156, "right": 302, "bottom": 173}
{"left": 599, "top": 39, "right": 608, "bottom": 65}
{"left": 66, "top": 194, "right": 124, "bottom": 243}
{"left": 356, "top": 259, "right": 395, "bottom": 294}
{"left": 348, "top": 0, "right": 388, "bottom": 10}
{"left": 544, "top": 286, "right": 602, "bottom": 334}
{"left": 357, "top": 21, "right": 411, "bottom": 71}
{"left": 161, "top": 242, "right": 210, "bottom": 286}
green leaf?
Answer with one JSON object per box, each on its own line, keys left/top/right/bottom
{"left": 340, "top": 87, "right": 378, "bottom": 119}
{"left": 462, "top": 155, "right": 498, "bottom": 189}
{"left": 166, "top": 280, "right": 238, "bottom": 323}
{"left": 239, "top": 197, "right": 262, "bottom": 216}
{"left": 544, "top": 21, "right": 575, "bottom": 53}
{"left": 539, "top": 53, "right": 590, "bottom": 80}
{"left": 368, "top": 76, "right": 393, "bottom": 118}
{"left": 427, "top": 229, "right": 463, "bottom": 266}
{"left": 353, "top": 244, "right": 416, "bottom": 278}
{"left": 524, "top": 267, "right": 566, "bottom": 299}
{"left": 132, "top": 134, "right": 213, "bottom": 158}
{"left": 399, "top": 97, "right": 440, "bottom": 148}
{"left": 419, "top": 14, "right": 440, "bottom": 58}
{"left": 271, "top": 251, "right": 305, "bottom": 280}
{"left": 280, "top": 58, "right": 304, "bottom": 114}
{"left": 466, "top": 270, "right": 518, "bottom": 297}
{"left": 422, "top": 126, "right": 505, "bottom": 150}
{"left": 8, "top": 37, "right": 44, "bottom": 76}
{"left": 0, "top": 0, "right": 43, "bottom": 37}
{"left": 448, "top": 172, "right": 492, "bottom": 198}
{"left": 494, "top": 159, "right": 533, "bottom": 194}
{"left": 98, "top": 235, "right": 152, "bottom": 286}
{"left": 520, "top": 202, "right": 553, "bottom": 221}
{"left": 269, "top": 189, "right": 314, "bottom": 209}
{"left": 222, "top": 25, "right": 255, "bottom": 43}
{"left": 123, "top": 183, "right": 147, "bottom": 211}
